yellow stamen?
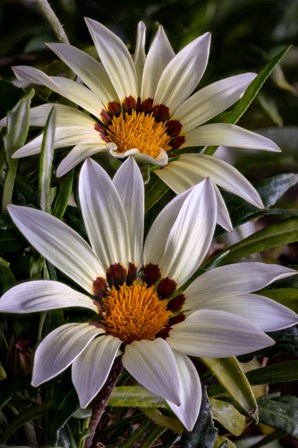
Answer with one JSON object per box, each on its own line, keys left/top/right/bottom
{"left": 102, "top": 282, "right": 171, "bottom": 343}
{"left": 106, "top": 110, "right": 170, "bottom": 158}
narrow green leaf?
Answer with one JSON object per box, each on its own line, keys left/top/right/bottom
{"left": 39, "top": 107, "right": 56, "bottom": 213}
{"left": 215, "top": 436, "right": 236, "bottom": 448}
{"left": 201, "top": 357, "right": 257, "bottom": 418}
{"left": 1, "top": 89, "right": 34, "bottom": 213}
{"left": 204, "top": 46, "right": 291, "bottom": 156}
{"left": 258, "top": 395, "right": 298, "bottom": 437}
{"left": 53, "top": 170, "right": 74, "bottom": 219}
{"left": 210, "top": 398, "right": 246, "bottom": 436}
{"left": 181, "top": 387, "right": 218, "bottom": 448}
{"left": 145, "top": 172, "right": 170, "bottom": 212}
{"left": 108, "top": 385, "right": 167, "bottom": 408}
{"left": 209, "top": 217, "right": 298, "bottom": 267}
{"left": 50, "top": 388, "right": 80, "bottom": 445}
{"left": 142, "top": 408, "right": 183, "bottom": 433}
{"left": 0, "top": 256, "right": 16, "bottom": 294}
{"left": 247, "top": 360, "right": 298, "bottom": 385}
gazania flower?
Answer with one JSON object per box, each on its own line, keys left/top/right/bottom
{"left": 0, "top": 19, "right": 279, "bottom": 209}
{"left": 0, "top": 158, "right": 296, "bottom": 431}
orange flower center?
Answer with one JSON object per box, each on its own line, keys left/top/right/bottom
{"left": 101, "top": 281, "right": 171, "bottom": 343}
{"left": 106, "top": 110, "right": 171, "bottom": 158}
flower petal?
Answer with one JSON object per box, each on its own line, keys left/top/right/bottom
{"left": 213, "top": 184, "right": 233, "bottom": 231}
{"left": 134, "top": 21, "right": 146, "bottom": 91}
{"left": 72, "top": 334, "right": 121, "bottom": 408}
{"left": 174, "top": 73, "right": 256, "bottom": 131}
{"left": 167, "top": 352, "right": 201, "bottom": 431}
{"left": 56, "top": 143, "right": 107, "bottom": 177}
{"left": 8, "top": 205, "right": 105, "bottom": 293}
{"left": 185, "top": 123, "right": 281, "bottom": 151}
{"left": 141, "top": 25, "right": 175, "bottom": 100}
{"left": 145, "top": 179, "right": 217, "bottom": 286}
{"left": 23, "top": 104, "right": 97, "bottom": 128}
{"left": 154, "top": 32, "right": 211, "bottom": 112}
{"left": 0, "top": 280, "right": 99, "bottom": 314}
{"left": 85, "top": 18, "right": 138, "bottom": 101}
{"left": 156, "top": 153, "right": 263, "bottom": 208}
{"left": 168, "top": 309, "right": 274, "bottom": 358}
{"left": 79, "top": 158, "right": 130, "bottom": 269}
{"left": 13, "top": 66, "right": 102, "bottom": 117}
{"left": 32, "top": 323, "right": 103, "bottom": 386}
{"left": 122, "top": 338, "right": 181, "bottom": 405}
{"left": 13, "top": 126, "right": 101, "bottom": 158}
{"left": 110, "top": 146, "right": 168, "bottom": 166}
{"left": 113, "top": 157, "right": 144, "bottom": 267}
{"left": 47, "top": 43, "right": 116, "bottom": 105}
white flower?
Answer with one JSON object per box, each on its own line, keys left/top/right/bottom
{"left": 0, "top": 158, "right": 296, "bottom": 431}
{"left": 0, "top": 19, "right": 280, "bottom": 210}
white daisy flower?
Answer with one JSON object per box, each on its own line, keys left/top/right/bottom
{"left": 0, "top": 19, "right": 280, "bottom": 209}
{"left": 0, "top": 158, "right": 296, "bottom": 431}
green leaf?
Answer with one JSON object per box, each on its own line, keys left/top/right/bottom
{"left": 258, "top": 395, "right": 298, "bottom": 438}
{"left": 210, "top": 398, "right": 246, "bottom": 436}
{"left": 1, "top": 89, "right": 34, "bottom": 213}
{"left": 246, "top": 360, "right": 298, "bottom": 385}
{"left": 215, "top": 436, "right": 236, "bottom": 448}
{"left": 204, "top": 46, "right": 291, "bottom": 156}
{"left": 209, "top": 217, "right": 298, "bottom": 267}
{"left": 181, "top": 387, "right": 218, "bottom": 448}
{"left": 145, "top": 172, "right": 170, "bottom": 212}
{"left": 142, "top": 408, "right": 184, "bottom": 433}
{"left": 108, "top": 385, "right": 168, "bottom": 408}
{"left": 50, "top": 388, "right": 80, "bottom": 445}
{"left": 202, "top": 357, "right": 257, "bottom": 418}
{"left": 39, "top": 107, "right": 56, "bottom": 213}
{"left": 260, "top": 288, "right": 298, "bottom": 313}
{"left": 0, "top": 256, "right": 16, "bottom": 294}
{"left": 53, "top": 170, "right": 74, "bottom": 219}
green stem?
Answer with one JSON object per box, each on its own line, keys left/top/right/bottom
{"left": 36, "top": 0, "right": 70, "bottom": 43}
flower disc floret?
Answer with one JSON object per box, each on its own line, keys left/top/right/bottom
{"left": 102, "top": 281, "right": 171, "bottom": 343}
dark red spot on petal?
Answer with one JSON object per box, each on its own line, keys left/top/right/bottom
{"left": 100, "top": 109, "right": 112, "bottom": 126}
{"left": 155, "top": 327, "right": 171, "bottom": 339}
{"left": 140, "top": 98, "right": 154, "bottom": 114}
{"left": 126, "top": 262, "right": 138, "bottom": 286}
{"left": 108, "top": 101, "right": 121, "bottom": 117}
{"left": 169, "top": 135, "right": 185, "bottom": 149}
{"left": 122, "top": 96, "right": 137, "bottom": 114}
{"left": 167, "top": 294, "right": 185, "bottom": 312}
{"left": 93, "top": 277, "right": 108, "bottom": 298}
{"left": 168, "top": 313, "right": 185, "bottom": 326}
{"left": 166, "top": 120, "right": 182, "bottom": 137}
{"left": 157, "top": 278, "right": 177, "bottom": 299}
{"left": 152, "top": 104, "right": 170, "bottom": 122}
{"left": 143, "top": 263, "right": 160, "bottom": 286}
{"left": 106, "top": 263, "right": 127, "bottom": 288}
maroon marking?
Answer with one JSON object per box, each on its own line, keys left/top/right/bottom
{"left": 167, "top": 293, "right": 185, "bottom": 312}
{"left": 100, "top": 109, "right": 112, "bottom": 126}
{"left": 166, "top": 120, "right": 182, "bottom": 137}
{"left": 168, "top": 313, "right": 185, "bottom": 326}
{"left": 126, "top": 262, "right": 138, "bottom": 286}
{"left": 93, "top": 277, "right": 108, "bottom": 298}
{"left": 108, "top": 101, "right": 121, "bottom": 117}
{"left": 169, "top": 135, "right": 185, "bottom": 149}
{"left": 106, "top": 263, "right": 127, "bottom": 288}
{"left": 142, "top": 263, "right": 161, "bottom": 286}
{"left": 155, "top": 327, "right": 171, "bottom": 339}
{"left": 157, "top": 277, "right": 177, "bottom": 299}
{"left": 152, "top": 104, "right": 170, "bottom": 122}
{"left": 122, "top": 96, "right": 137, "bottom": 114}
{"left": 140, "top": 98, "right": 154, "bottom": 114}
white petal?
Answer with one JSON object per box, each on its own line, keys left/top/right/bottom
{"left": 72, "top": 335, "right": 121, "bottom": 408}
{"left": 85, "top": 18, "right": 138, "bottom": 101}
{"left": 113, "top": 158, "right": 144, "bottom": 267}
{"left": 141, "top": 25, "right": 175, "bottom": 100}
{"left": 167, "top": 352, "right": 201, "bottom": 431}
{"left": 156, "top": 153, "right": 263, "bottom": 208}
{"left": 0, "top": 280, "right": 99, "bottom": 313}
{"left": 213, "top": 184, "right": 233, "bottom": 231}
{"left": 47, "top": 43, "right": 116, "bottom": 105}
{"left": 145, "top": 179, "right": 217, "bottom": 286}
{"left": 79, "top": 158, "right": 130, "bottom": 269}
{"left": 13, "top": 126, "right": 101, "bottom": 158}
{"left": 174, "top": 73, "right": 256, "bottom": 131}
{"left": 8, "top": 205, "right": 105, "bottom": 293}
{"left": 110, "top": 146, "right": 168, "bottom": 166}
{"left": 56, "top": 143, "right": 107, "bottom": 177}
{"left": 32, "top": 323, "right": 103, "bottom": 386}
{"left": 168, "top": 309, "right": 274, "bottom": 357}
{"left": 154, "top": 33, "right": 211, "bottom": 112}
{"left": 134, "top": 21, "right": 146, "bottom": 91}
{"left": 27, "top": 104, "right": 97, "bottom": 128}
{"left": 185, "top": 262, "right": 296, "bottom": 302}
{"left": 13, "top": 66, "right": 103, "bottom": 117}
{"left": 122, "top": 338, "right": 181, "bottom": 405}
{"left": 185, "top": 123, "right": 281, "bottom": 151}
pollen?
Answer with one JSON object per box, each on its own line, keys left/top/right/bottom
{"left": 106, "top": 110, "right": 171, "bottom": 159}
{"left": 101, "top": 282, "right": 171, "bottom": 343}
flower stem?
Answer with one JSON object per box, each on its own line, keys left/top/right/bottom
{"left": 84, "top": 357, "right": 123, "bottom": 448}
{"left": 36, "top": 0, "right": 70, "bottom": 43}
